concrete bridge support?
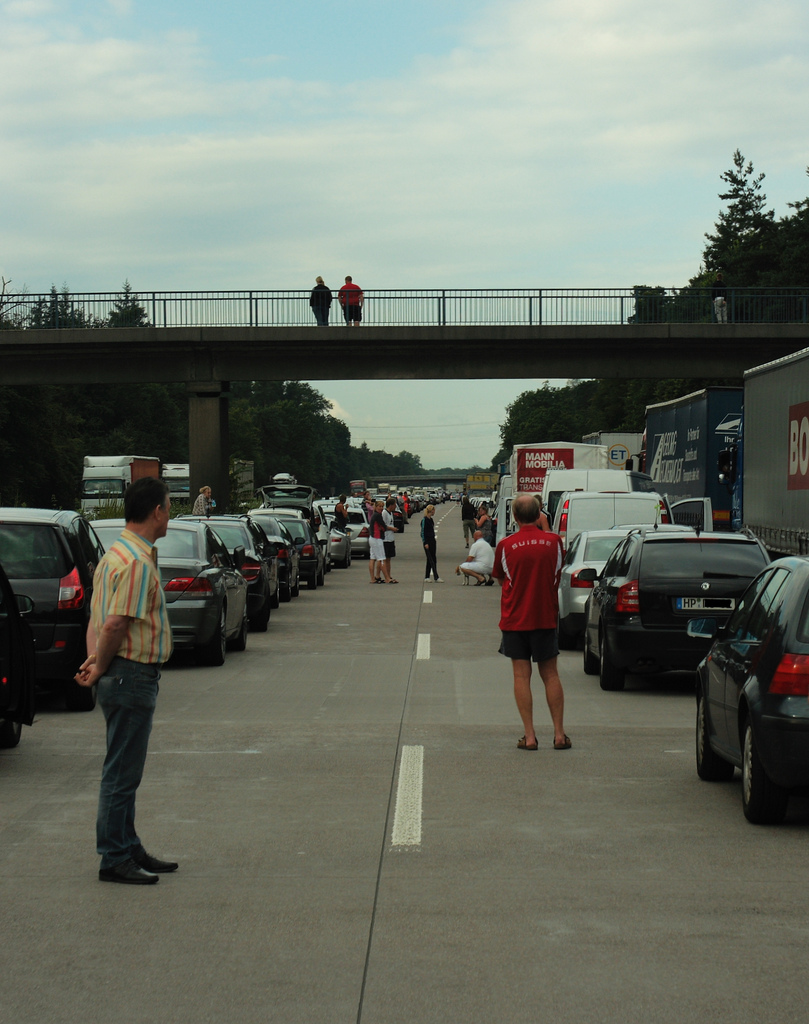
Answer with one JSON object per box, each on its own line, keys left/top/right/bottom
{"left": 187, "top": 382, "right": 230, "bottom": 513}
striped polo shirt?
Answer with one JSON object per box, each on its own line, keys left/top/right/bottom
{"left": 91, "top": 528, "right": 173, "bottom": 665}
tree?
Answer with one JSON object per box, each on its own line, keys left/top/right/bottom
{"left": 107, "top": 281, "right": 150, "bottom": 328}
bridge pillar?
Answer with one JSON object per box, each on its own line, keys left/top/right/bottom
{"left": 187, "top": 382, "right": 230, "bottom": 513}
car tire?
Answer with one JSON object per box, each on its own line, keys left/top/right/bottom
{"left": 558, "top": 617, "right": 577, "bottom": 650}
{"left": 199, "top": 605, "right": 227, "bottom": 666}
{"left": 269, "top": 583, "right": 280, "bottom": 609}
{"left": 316, "top": 563, "right": 325, "bottom": 587}
{"left": 582, "top": 633, "right": 599, "bottom": 675}
{"left": 250, "top": 598, "right": 271, "bottom": 633}
{"left": 64, "top": 679, "right": 98, "bottom": 712}
{"left": 742, "top": 718, "right": 788, "bottom": 824}
{"left": 229, "top": 608, "right": 249, "bottom": 652}
{"left": 307, "top": 573, "right": 317, "bottom": 590}
{"left": 0, "top": 718, "right": 23, "bottom": 749}
{"left": 599, "top": 629, "right": 625, "bottom": 691}
{"left": 291, "top": 572, "right": 300, "bottom": 598}
{"left": 696, "top": 686, "right": 735, "bottom": 782}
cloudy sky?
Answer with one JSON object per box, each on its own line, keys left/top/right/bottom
{"left": 3, "top": 0, "right": 808, "bottom": 467}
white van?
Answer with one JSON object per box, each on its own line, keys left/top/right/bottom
{"left": 552, "top": 490, "right": 673, "bottom": 551}
{"left": 542, "top": 469, "right": 657, "bottom": 523}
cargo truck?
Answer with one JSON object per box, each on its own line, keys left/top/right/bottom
{"left": 81, "top": 456, "right": 160, "bottom": 511}
{"left": 162, "top": 463, "right": 190, "bottom": 502}
{"left": 644, "top": 388, "right": 743, "bottom": 531}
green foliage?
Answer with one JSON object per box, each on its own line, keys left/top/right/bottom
{"left": 107, "top": 281, "right": 150, "bottom": 328}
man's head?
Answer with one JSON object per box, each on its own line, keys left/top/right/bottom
{"left": 512, "top": 494, "right": 540, "bottom": 525}
{"left": 345, "top": 276, "right": 353, "bottom": 283}
{"left": 125, "top": 478, "right": 171, "bottom": 541}
{"left": 386, "top": 498, "right": 396, "bottom": 510}
{"left": 339, "top": 493, "right": 346, "bottom": 503}
{"left": 473, "top": 530, "right": 483, "bottom": 540}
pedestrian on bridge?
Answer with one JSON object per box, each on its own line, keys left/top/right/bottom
{"left": 712, "top": 272, "right": 728, "bottom": 324}
{"left": 309, "top": 276, "right": 332, "bottom": 327}
{"left": 338, "top": 276, "right": 364, "bottom": 326}
{"left": 492, "top": 493, "right": 571, "bottom": 752}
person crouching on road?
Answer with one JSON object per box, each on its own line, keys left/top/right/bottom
{"left": 492, "top": 493, "right": 571, "bottom": 752}
{"left": 369, "top": 500, "right": 391, "bottom": 583}
{"left": 455, "top": 529, "right": 495, "bottom": 585}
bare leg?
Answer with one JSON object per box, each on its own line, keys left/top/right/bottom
{"left": 537, "top": 657, "right": 566, "bottom": 746}
{"left": 511, "top": 659, "right": 536, "bottom": 746}
{"left": 369, "top": 558, "right": 377, "bottom": 582}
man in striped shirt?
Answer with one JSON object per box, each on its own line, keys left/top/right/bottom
{"left": 75, "top": 477, "right": 175, "bottom": 884}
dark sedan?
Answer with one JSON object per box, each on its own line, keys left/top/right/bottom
{"left": 0, "top": 508, "right": 105, "bottom": 711}
{"left": 271, "top": 513, "right": 325, "bottom": 590}
{"left": 248, "top": 513, "right": 301, "bottom": 603}
{"left": 582, "top": 529, "right": 770, "bottom": 691}
{"left": 0, "top": 560, "right": 36, "bottom": 748}
{"left": 92, "top": 519, "right": 249, "bottom": 666}
{"left": 690, "top": 556, "right": 809, "bottom": 824}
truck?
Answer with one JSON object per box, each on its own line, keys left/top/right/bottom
{"left": 162, "top": 463, "right": 190, "bottom": 503}
{"left": 465, "top": 472, "right": 499, "bottom": 499}
{"left": 349, "top": 479, "right": 367, "bottom": 497}
{"left": 644, "top": 388, "right": 742, "bottom": 531}
{"left": 81, "top": 456, "right": 160, "bottom": 511}
{"left": 582, "top": 431, "right": 644, "bottom": 469}
{"left": 733, "top": 348, "right": 809, "bottom": 555}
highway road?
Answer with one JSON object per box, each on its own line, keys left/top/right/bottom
{"left": 2, "top": 504, "right": 808, "bottom": 1024}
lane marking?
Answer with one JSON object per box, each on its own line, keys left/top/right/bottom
{"left": 423, "top": 591, "right": 433, "bottom": 604}
{"left": 391, "top": 745, "right": 424, "bottom": 847}
{"left": 416, "top": 633, "right": 431, "bottom": 659}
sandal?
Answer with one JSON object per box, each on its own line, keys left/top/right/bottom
{"left": 517, "top": 735, "right": 538, "bottom": 751}
{"left": 388, "top": 579, "right": 399, "bottom": 584}
{"left": 553, "top": 735, "right": 572, "bottom": 750}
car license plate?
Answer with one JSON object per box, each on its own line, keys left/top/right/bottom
{"left": 676, "top": 597, "right": 735, "bottom": 611}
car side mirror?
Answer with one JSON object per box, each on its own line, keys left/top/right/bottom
{"left": 686, "top": 618, "right": 717, "bottom": 640}
{"left": 577, "top": 568, "right": 598, "bottom": 583}
{"left": 233, "top": 545, "right": 246, "bottom": 569}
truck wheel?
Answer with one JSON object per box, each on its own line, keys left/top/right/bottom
{"left": 742, "top": 719, "right": 788, "bottom": 824}
{"left": 599, "top": 630, "right": 625, "bottom": 691}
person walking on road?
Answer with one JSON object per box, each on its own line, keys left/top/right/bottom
{"left": 421, "top": 504, "right": 441, "bottom": 582}
{"left": 338, "top": 276, "right": 364, "bottom": 326}
{"left": 309, "top": 276, "right": 332, "bottom": 327}
{"left": 74, "top": 477, "right": 177, "bottom": 884}
{"left": 492, "top": 493, "right": 571, "bottom": 752}
{"left": 461, "top": 495, "right": 477, "bottom": 548}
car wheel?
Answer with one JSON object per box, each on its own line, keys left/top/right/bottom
{"left": 64, "top": 679, "right": 98, "bottom": 712}
{"left": 742, "top": 718, "right": 788, "bottom": 824}
{"left": 250, "top": 598, "right": 271, "bottom": 633}
{"left": 229, "top": 607, "right": 249, "bottom": 651}
{"left": 599, "top": 629, "right": 625, "bottom": 691}
{"left": 269, "top": 584, "right": 280, "bottom": 609}
{"left": 346, "top": 548, "right": 351, "bottom": 568}
{"left": 291, "top": 571, "right": 300, "bottom": 598}
{"left": 0, "top": 718, "right": 23, "bottom": 749}
{"left": 557, "top": 617, "right": 577, "bottom": 650}
{"left": 199, "top": 605, "right": 227, "bottom": 666}
{"left": 307, "top": 573, "right": 317, "bottom": 590}
{"left": 696, "top": 686, "right": 735, "bottom": 781}
{"left": 316, "top": 563, "right": 325, "bottom": 587}
{"left": 582, "top": 633, "right": 599, "bottom": 675}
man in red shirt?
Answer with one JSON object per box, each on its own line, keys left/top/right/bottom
{"left": 338, "top": 276, "right": 364, "bottom": 326}
{"left": 492, "top": 493, "right": 571, "bottom": 752}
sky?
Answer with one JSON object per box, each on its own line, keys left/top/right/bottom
{"left": 3, "top": 0, "right": 808, "bottom": 468}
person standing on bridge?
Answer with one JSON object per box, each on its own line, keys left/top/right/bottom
{"left": 338, "top": 276, "right": 364, "bottom": 326}
{"left": 492, "top": 493, "right": 571, "bottom": 752}
{"left": 309, "top": 276, "right": 332, "bottom": 327}
{"left": 711, "top": 272, "right": 728, "bottom": 324}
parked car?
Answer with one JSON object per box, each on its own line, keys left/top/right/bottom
{"left": 689, "top": 556, "right": 809, "bottom": 824}
{"left": 0, "top": 508, "right": 106, "bottom": 711}
{"left": 322, "top": 513, "right": 352, "bottom": 569}
{"left": 271, "top": 513, "right": 325, "bottom": 590}
{"left": 558, "top": 528, "right": 637, "bottom": 649}
{"left": 247, "top": 512, "right": 301, "bottom": 603}
{"left": 553, "top": 491, "right": 672, "bottom": 553}
{"left": 345, "top": 507, "right": 371, "bottom": 559}
{"left": 178, "top": 515, "right": 278, "bottom": 631}
{"left": 92, "top": 519, "right": 249, "bottom": 666}
{"left": 582, "top": 529, "right": 770, "bottom": 691}
{"left": 0, "top": 560, "right": 36, "bottom": 748}
{"left": 255, "top": 484, "right": 318, "bottom": 525}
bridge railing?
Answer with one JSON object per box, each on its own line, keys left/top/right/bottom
{"left": 2, "top": 288, "right": 808, "bottom": 329}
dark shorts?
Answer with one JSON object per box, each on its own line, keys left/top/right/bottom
{"left": 499, "top": 628, "right": 559, "bottom": 663}
{"left": 384, "top": 540, "right": 396, "bottom": 558}
{"left": 344, "top": 305, "right": 362, "bottom": 323}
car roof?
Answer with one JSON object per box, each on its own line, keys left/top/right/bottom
{"left": 0, "top": 507, "right": 79, "bottom": 524}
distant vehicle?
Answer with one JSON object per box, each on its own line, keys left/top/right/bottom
{"left": 255, "top": 484, "right": 318, "bottom": 524}
{"left": 349, "top": 479, "right": 366, "bottom": 497}
{"left": 81, "top": 456, "right": 160, "bottom": 512}
{"left": 272, "top": 472, "right": 297, "bottom": 485}
{"left": 553, "top": 491, "right": 672, "bottom": 552}
{"left": 689, "top": 555, "right": 809, "bottom": 823}
{"left": 271, "top": 513, "right": 326, "bottom": 590}
{"left": 0, "top": 560, "right": 36, "bottom": 748}
{"left": 162, "top": 463, "right": 190, "bottom": 503}
{"left": 542, "top": 468, "right": 658, "bottom": 524}
{"left": 0, "top": 508, "right": 106, "bottom": 710}
{"left": 582, "top": 529, "right": 770, "bottom": 691}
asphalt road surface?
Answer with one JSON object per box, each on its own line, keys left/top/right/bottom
{"left": 3, "top": 505, "right": 808, "bottom": 1024}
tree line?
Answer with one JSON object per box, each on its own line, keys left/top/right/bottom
{"left": 493, "top": 151, "right": 809, "bottom": 465}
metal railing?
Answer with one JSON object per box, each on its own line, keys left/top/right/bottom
{"left": 2, "top": 287, "right": 807, "bottom": 329}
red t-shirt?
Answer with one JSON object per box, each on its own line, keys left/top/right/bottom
{"left": 338, "top": 282, "right": 363, "bottom": 306}
{"left": 492, "top": 525, "right": 562, "bottom": 631}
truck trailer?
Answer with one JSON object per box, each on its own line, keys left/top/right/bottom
{"left": 81, "top": 456, "right": 160, "bottom": 511}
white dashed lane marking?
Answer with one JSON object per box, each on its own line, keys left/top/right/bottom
{"left": 391, "top": 745, "right": 424, "bottom": 847}
{"left": 416, "top": 633, "right": 431, "bottom": 660}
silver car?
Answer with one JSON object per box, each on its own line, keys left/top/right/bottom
{"left": 92, "top": 519, "right": 249, "bottom": 666}
{"left": 558, "top": 529, "right": 635, "bottom": 649}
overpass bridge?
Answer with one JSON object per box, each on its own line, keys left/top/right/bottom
{"left": 2, "top": 288, "right": 807, "bottom": 507}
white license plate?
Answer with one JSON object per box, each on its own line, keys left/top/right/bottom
{"left": 675, "top": 596, "right": 735, "bottom": 611}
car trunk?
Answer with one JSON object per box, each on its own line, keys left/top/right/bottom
{"left": 0, "top": 523, "right": 73, "bottom": 650}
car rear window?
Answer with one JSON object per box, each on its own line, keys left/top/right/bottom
{"left": 279, "top": 520, "right": 308, "bottom": 541}
{"left": 0, "top": 523, "right": 71, "bottom": 579}
{"left": 156, "top": 530, "right": 201, "bottom": 559}
{"left": 583, "top": 535, "right": 626, "bottom": 562}
{"left": 207, "top": 524, "right": 248, "bottom": 551}
{"left": 640, "top": 540, "right": 767, "bottom": 579}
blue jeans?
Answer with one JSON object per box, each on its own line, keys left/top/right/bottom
{"left": 96, "top": 657, "right": 160, "bottom": 869}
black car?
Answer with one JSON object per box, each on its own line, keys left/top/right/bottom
{"left": 271, "top": 513, "right": 325, "bottom": 590}
{"left": 249, "top": 513, "right": 301, "bottom": 603}
{"left": 582, "top": 528, "right": 770, "bottom": 691}
{"left": 179, "top": 515, "right": 279, "bottom": 631}
{"left": 689, "top": 556, "right": 809, "bottom": 824}
{"left": 0, "top": 560, "right": 36, "bottom": 748}
{"left": 0, "top": 508, "right": 105, "bottom": 711}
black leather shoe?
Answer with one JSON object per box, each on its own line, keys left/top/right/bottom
{"left": 132, "top": 847, "right": 178, "bottom": 873}
{"left": 99, "top": 858, "right": 159, "bottom": 885}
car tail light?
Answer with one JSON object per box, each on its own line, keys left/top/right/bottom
{"left": 769, "top": 654, "right": 809, "bottom": 695}
{"left": 570, "top": 569, "right": 595, "bottom": 589}
{"left": 239, "top": 558, "right": 262, "bottom": 582}
{"left": 615, "top": 579, "right": 639, "bottom": 614}
{"left": 359, "top": 526, "right": 369, "bottom": 538}
{"left": 313, "top": 514, "right": 321, "bottom": 527}
{"left": 164, "top": 576, "right": 214, "bottom": 596}
{"left": 57, "top": 567, "right": 85, "bottom": 609}
{"left": 277, "top": 546, "right": 288, "bottom": 559}
{"left": 557, "top": 500, "right": 569, "bottom": 550}
{"left": 330, "top": 536, "right": 342, "bottom": 545}
{"left": 302, "top": 543, "right": 315, "bottom": 557}
{"left": 658, "top": 502, "right": 671, "bottom": 524}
